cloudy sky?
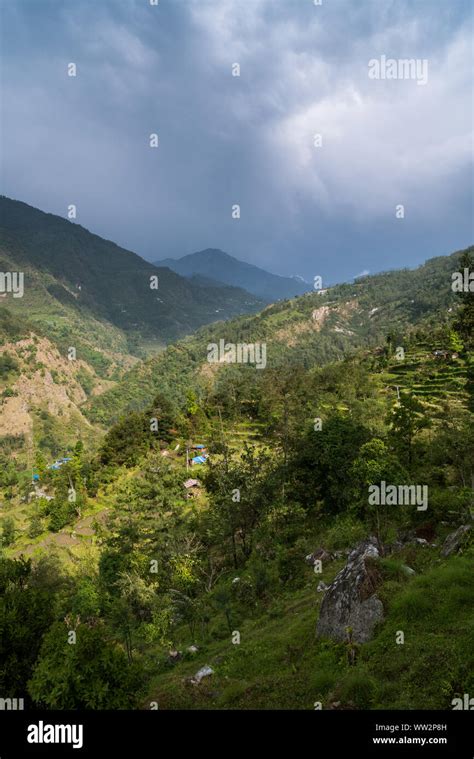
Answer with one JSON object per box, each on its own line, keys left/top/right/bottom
{"left": 1, "top": 0, "right": 472, "bottom": 283}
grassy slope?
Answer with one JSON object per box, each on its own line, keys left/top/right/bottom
{"left": 144, "top": 546, "right": 473, "bottom": 710}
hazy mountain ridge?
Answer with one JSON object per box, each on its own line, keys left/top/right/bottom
{"left": 154, "top": 248, "right": 311, "bottom": 302}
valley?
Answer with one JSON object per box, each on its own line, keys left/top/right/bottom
{"left": 1, "top": 1, "right": 472, "bottom": 750}
{"left": 1, "top": 228, "right": 472, "bottom": 712}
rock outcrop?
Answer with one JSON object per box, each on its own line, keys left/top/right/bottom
{"left": 441, "top": 524, "right": 471, "bottom": 558}
{"left": 316, "top": 537, "right": 384, "bottom": 643}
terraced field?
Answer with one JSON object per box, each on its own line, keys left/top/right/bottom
{"left": 197, "top": 420, "right": 266, "bottom": 453}
{"left": 381, "top": 342, "right": 471, "bottom": 411}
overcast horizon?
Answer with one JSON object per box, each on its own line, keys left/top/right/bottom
{"left": 1, "top": 0, "right": 473, "bottom": 283}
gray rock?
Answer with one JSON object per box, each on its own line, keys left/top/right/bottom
{"left": 317, "top": 580, "right": 329, "bottom": 592}
{"left": 316, "top": 537, "right": 384, "bottom": 643}
{"left": 306, "top": 547, "right": 334, "bottom": 566}
{"left": 415, "top": 537, "right": 429, "bottom": 546}
{"left": 441, "top": 524, "right": 472, "bottom": 558}
{"left": 190, "top": 665, "right": 214, "bottom": 685}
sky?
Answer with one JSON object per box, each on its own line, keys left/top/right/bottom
{"left": 0, "top": 0, "right": 473, "bottom": 284}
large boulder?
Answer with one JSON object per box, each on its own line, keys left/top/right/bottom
{"left": 316, "top": 537, "right": 384, "bottom": 643}
{"left": 441, "top": 524, "right": 471, "bottom": 558}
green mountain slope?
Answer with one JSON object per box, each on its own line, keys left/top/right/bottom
{"left": 3, "top": 273, "right": 471, "bottom": 712}
{"left": 2, "top": 243, "right": 472, "bottom": 715}
{"left": 87, "top": 247, "right": 470, "bottom": 425}
{"left": 0, "top": 197, "right": 264, "bottom": 352}
{"left": 144, "top": 553, "right": 474, "bottom": 710}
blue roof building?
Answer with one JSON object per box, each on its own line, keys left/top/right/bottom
{"left": 191, "top": 455, "right": 207, "bottom": 465}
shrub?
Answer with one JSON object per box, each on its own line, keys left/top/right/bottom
{"left": 337, "top": 670, "right": 377, "bottom": 708}
{"left": 324, "top": 515, "right": 367, "bottom": 550}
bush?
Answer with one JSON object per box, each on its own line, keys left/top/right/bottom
{"left": 48, "top": 499, "right": 76, "bottom": 532}
{"left": 337, "top": 670, "right": 377, "bottom": 708}
{"left": 2, "top": 387, "right": 18, "bottom": 398}
{"left": 1, "top": 516, "right": 16, "bottom": 546}
{"left": 324, "top": 515, "right": 367, "bottom": 550}
{"left": 28, "top": 514, "right": 44, "bottom": 539}
{"left": 28, "top": 622, "right": 145, "bottom": 709}
{"left": 0, "top": 353, "right": 19, "bottom": 377}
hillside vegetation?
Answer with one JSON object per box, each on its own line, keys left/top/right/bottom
{"left": 86, "top": 247, "right": 470, "bottom": 425}
{"left": 0, "top": 196, "right": 264, "bottom": 354}
{"left": 0, "top": 245, "right": 472, "bottom": 712}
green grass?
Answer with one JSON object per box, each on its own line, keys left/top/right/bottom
{"left": 359, "top": 555, "right": 474, "bottom": 708}
{"left": 143, "top": 549, "right": 474, "bottom": 710}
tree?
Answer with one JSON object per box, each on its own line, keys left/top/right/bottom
{"left": 0, "top": 556, "right": 63, "bottom": 698}
{"left": 289, "top": 414, "right": 371, "bottom": 514}
{"left": 43, "top": 454, "right": 88, "bottom": 531}
{"left": 47, "top": 498, "right": 76, "bottom": 532}
{"left": 34, "top": 449, "right": 47, "bottom": 479}
{"left": 99, "top": 412, "right": 155, "bottom": 468}
{"left": 454, "top": 249, "right": 474, "bottom": 350}
{"left": 429, "top": 412, "right": 474, "bottom": 491}
{"left": 350, "top": 438, "right": 407, "bottom": 535}
{"left": 28, "top": 621, "right": 144, "bottom": 709}
{"left": 204, "top": 445, "right": 274, "bottom": 567}
{"left": 389, "top": 393, "right": 428, "bottom": 471}
{"left": 28, "top": 513, "right": 44, "bottom": 539}
{"left": 1, "top": 517, "right": 16, "bottom": 546}
{"left": 448, "top": 329, "right": 463, "bottom": 354}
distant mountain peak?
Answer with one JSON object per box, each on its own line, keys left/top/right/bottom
{"left": 154, "top": 249, "right": 311, "bottom": 302}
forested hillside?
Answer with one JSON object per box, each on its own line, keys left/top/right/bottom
{"left": 0, "top": 197, "right": 264, "bottom": 462}
{"left": 86, "top": 247, "right": 469, "bottom": 425}
{"left": 1, "top": 245, "right": 472, "bottom": 712}
{"left": 0, "top": 197, "right": 264, "bottom": 353}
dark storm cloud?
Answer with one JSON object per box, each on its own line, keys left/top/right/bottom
{"left": 1, "top": 0, "right": 472, "bottom": 283}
